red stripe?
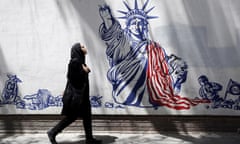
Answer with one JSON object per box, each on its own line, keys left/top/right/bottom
{"left": 146, "top": 42, "right": 209, "bottom": 110}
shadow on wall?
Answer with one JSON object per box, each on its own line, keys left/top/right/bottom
{"left": 53, "top": 0, "right": 239, "bottom": 143}
{"left": 64, "top": 0, "right": 188, "bottom": 135}
{"left": 54, "top": 0, "right": 109, "bottom": 99}
{"left": 151, "top": 0, "right": 240, "bottom": 141}
{"left": 69, "top": 0, "right": 114, "bottom": 98}
{"left": 0, "top": 45, "right": 23, "bottom": 137}
{"left": 60, "top": 0, "right": 189, "bottom": 133}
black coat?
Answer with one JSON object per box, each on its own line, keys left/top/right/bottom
{"left": 61, "top": 43, "right": 91, "bottom": 117}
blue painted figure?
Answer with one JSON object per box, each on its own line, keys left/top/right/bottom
{"left": 198, "top": 75, "right": 223, "bottom": 108}
{"left": 99, "top": 0, "right": 208, "bottom": 110}
{"left": 23, "top": 89, "right": 62, "bottom": 110}
{"left": 1, "top": 74, "right": 62, "bottom": 110}
{"left": 1, "top": 74, "right": 22, "bottom": 104}
{"left": 223, "top": 79, "right": 240, "bottom": 109}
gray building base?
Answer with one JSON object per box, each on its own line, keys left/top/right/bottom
{"left": 0, "top": 115, "right": 240, "bottom": 133}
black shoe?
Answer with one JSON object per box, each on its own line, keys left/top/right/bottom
{"left": 86, "top": 138, "right": 102, "bottom": 144}
{"left": 47, "top": 130, "right": 58, "bottom": 144}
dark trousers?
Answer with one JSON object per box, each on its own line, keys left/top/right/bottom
{"left": 50, "top": 114, "right": 93, "bottom": 139}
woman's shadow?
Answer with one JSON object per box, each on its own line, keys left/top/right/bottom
{"left": 58, "top": 135, "right": 117, "bottom": 144}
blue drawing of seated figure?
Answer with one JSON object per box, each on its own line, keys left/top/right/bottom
{"left": 1, "top": 74, "right": 62, "bottom": 110}
{"left": 1, "top": 74, "right": 22, "bottom": 104}
{"left": 198, "top": 75, "right": 223, "bottom": 108}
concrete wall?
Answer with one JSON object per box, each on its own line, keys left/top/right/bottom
{"left": 0, "top": 0, "right": 240, "bottom": 115}
{"left": 0, "top": 115, "right": 240, "bottom": 133}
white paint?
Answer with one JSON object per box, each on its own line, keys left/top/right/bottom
{"left": 0, "top": 0, "right": 239, "bottom": 115}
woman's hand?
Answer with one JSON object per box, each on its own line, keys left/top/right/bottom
{"left": 82, "top": 64, "right": 91, "bottom": 73}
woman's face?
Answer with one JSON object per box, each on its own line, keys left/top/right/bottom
{"left": 80, "top": 45, "right": 87, "bottom": 55}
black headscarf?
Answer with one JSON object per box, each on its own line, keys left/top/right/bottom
{"left": 71, "top": 42, "right": 83, "bottom": 59}
{"left": 67, "top": 42, "right": 86, "bottom": 88}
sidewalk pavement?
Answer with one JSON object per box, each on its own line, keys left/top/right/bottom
{"left": 0, "top": 131, "right": 240, "bottom": 144}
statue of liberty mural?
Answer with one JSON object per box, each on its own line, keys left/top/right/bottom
{"left": 99, "top": 0, "right": 208, "bottom": 109}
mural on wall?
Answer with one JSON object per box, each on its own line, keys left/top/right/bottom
{"left": 0, "top": 0, "right": 240, "bottom": 114}
{"left": 198, "top": 75, "right": 240, "bottom": 110}
{"left": 98, "top": 0, "right": 209, "bottom": 110}
{"left": 0, "top": 74, "right": 104, "bottom": 110}
{"left": 1, "top": 74, "right": 22, "bottom": 104}
{"left": 1, "top": 73, "right": 239, "bottom": 111}
{"left": 0, "top": 74, "right": 62, "bottom": 110}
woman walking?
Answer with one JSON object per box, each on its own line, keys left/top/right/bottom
{"left": 47, "top": 43, "right": 101, "bottom": 144}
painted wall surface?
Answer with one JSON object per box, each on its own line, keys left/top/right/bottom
{"left": 0, "top": 0, "right": 240, "bottom": 115}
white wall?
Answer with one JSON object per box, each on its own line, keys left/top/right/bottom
{"left": 0, "top": 0, "right": 240, "bottom": 115}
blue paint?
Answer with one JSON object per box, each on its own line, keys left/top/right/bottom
{"left": 1, "top": 74, "right": 22, "bottom": 104}
{"left": 0, "top": 74, "right": 62, "bottom": 110}
{"left": 23, "top": 89, "right": 62, "bottom": 110}
{"left": 99, "top": 0, "right": 188, "bottom": 108}
{"left": 198, "top": 75, "right": 240, "bottom": 110}
{"left": 90, "top": 95, "right": 103, "bottom": 108}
